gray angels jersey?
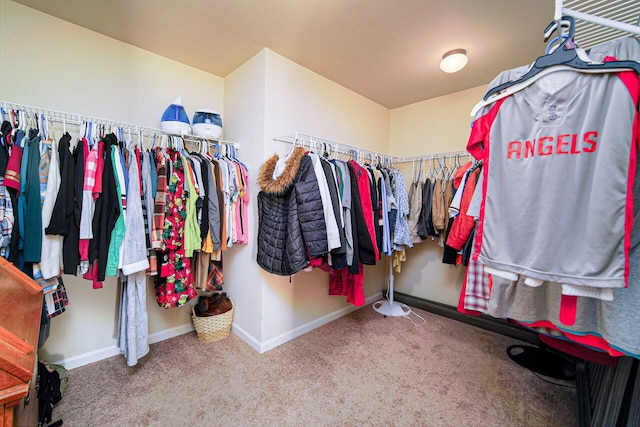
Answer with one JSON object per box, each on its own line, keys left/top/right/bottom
{"left": 468, "top": 68, "right": 640, "bottom": 289}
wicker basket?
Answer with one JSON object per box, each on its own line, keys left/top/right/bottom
{"left": 191, "top": 298, "right": 234, "bottom": 343}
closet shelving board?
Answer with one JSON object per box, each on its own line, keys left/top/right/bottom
{"left": 274, "top": 132, "right": 469, "bottom": 164}
{"left": 559, "top": 0, "right": 640, "bottom": 48}
{"left": 0, "top": 101, "right": 240, "bottom": 150}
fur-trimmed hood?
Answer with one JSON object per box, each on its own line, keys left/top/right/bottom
{"left": 257, "top": 147, "right": 306, "bottom": 195}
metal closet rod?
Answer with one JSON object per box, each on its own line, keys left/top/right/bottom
{"left": 1, "top": 100, "right": 240, "bottom": 149}
{"left": 394, "top": 150, "right": 470, "bottom": 164}
{"left": 273, "top": 132, "right": 393, "bottom": 163}
{"left": 273, "top": 132, "right": 470, "bottom": 164}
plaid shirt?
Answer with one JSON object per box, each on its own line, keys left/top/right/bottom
{"left": 0, "top": 178, "right": 13, "bottom": 258}
{"left": 44, "top": 278, "right": 69, "bottom": 318}
{"left": 463, "top": 235, "right": 491, "bottom": 312}
{"left": 206, "top": 259, "right": 224, "bottom": 292}
{"left": 392, "top": 169, "right": 413, "bottom": 249}
{"left": 151, "top": 149, "right": 166, "bottom": 249}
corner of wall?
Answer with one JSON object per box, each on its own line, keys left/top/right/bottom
{"left": 222, "top": 49, "right": 269, "bottom": 347}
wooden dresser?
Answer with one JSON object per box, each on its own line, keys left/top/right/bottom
{"left": 0, "top": 257, "right": 43, "bottom": 427}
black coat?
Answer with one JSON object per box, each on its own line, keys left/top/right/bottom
{"left": 257, "top": 147, "right": 327, "bottom": 276}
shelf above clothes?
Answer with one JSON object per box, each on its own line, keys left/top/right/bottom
{"left": 1, "top": 100, "right": 240, "bottom": 152}
{"left": 273, "top": 132, "right": 469, "bottom": 165}
{"left": 559, "top": 0, "right": 640, "bottom": 48}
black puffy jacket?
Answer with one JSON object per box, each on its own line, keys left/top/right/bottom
{"left": 257, "top": 147, "right": 328, "bottom": 275}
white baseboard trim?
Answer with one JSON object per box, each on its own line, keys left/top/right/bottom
{"left": 51, "top": 344, "right": 121, "bottom": 371}
{"left": 53, "top": 323, "right": 196, "bottom": 370}
{"left": 254, "top": 292, "right": 382, "bottom": 354}
{"left": 148, "top": 322, "right": 195, "bottom": 345}
{"left": 52, "top": 294, "right": 381, "bottom": 369}
{"left": 230, "top": 323, "right": 263, "bottom": 353}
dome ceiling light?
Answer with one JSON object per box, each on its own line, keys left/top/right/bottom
{"left": 440, "top": 49, "right": 468, "bottom": 73}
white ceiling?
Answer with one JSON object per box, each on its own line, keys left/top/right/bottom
{"left": 12, "top": 0, "right": 639, "bottom": 109}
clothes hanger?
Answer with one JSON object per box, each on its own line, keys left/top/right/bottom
{"left": 86, "top": 121, "right": 91, "bottom": 144}
{"left": 430, "top": 156, "right": 438, "bottom": 181}
{"left": 322, "top": 142, "right": 329, "bottom": 158}
{"left": 471, "top": 16, "right": 640, "bottom": 116}
{"left": 10, "top": 109, "right": 17, "bottom": 132}
{"left": 487, "top": 16, "right": 640, "bottom": 99}
{"left": 39, "top": 114, "right": 47, "bottom": 140}
{"left": 33, "top": 112, "right": 40, "bottom": 138}
{"left": 47, "top": 115, "right": 55, "bottom": 142}
{"left": 411, "top": 159, "right": 416, "bottom": 183}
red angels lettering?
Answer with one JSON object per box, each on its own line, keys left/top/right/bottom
{"left": 524, "top": 139, "right": 535, "bottom": 158}
{"left": 556, "top": 134, "right": 570, "bottom": 155}
{"left": 570, "top": 134, "right": 581, "bottom": 154}
{"left": 507, "top": 141, "right": 522, "bottom": 159}
{"left": 505, "top": 131, "right": 599, "bottom": 160}
{"left": 538, "top": 136, "right": 553, "bottom": 156}
{"left": 583, "top": 131, "right": 598, "bottom": 153}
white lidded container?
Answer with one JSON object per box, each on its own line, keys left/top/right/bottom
{"left": 192, "top": 108, "right": 223, "bottom": 138}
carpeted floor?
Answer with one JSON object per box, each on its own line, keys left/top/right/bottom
{"left": 51, "top": 304, "right": 576, "bottom": 426}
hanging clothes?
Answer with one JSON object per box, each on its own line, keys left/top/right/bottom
{"left": 118, "top": 144, "right": 150, "bottom": 366}
{"left": 416, "top": 177, "right": 437, "bottom": 240}
{"left": 319, "top": 156, "right": 347, "bottom": 267}
{"left": 45, "top": 133, "right": 82, "bottom": 276}
{"left": 407, "top": 176, "right": 422, "bottom": 244}
{"left": 445, "top": 164, "right": 480, "bottom": 251}
{"left": 40, "top": 136, "right": 63, "bottom": 279}
{"left": 88, "top": 134, "right": 120, "bottom": 286}
{"left": 21, "top": 131, "right": 43, "bottom": 264}
{"left": 348, "top": 160, "right": 378, "bottom": 264}
{"left": 332, "top": 159, "right": 355, "bottom": 266}
{"left": 256, "top": 146, "right": 327, "bottom": 276}
{"left": 106, "top": 143, "right": 127, "bottom": 277}
{"left": 156, "top": 149, "right": 197, "bottom": 308}
{"left": 459, "top": 35, "right": 640, "bottom": 358}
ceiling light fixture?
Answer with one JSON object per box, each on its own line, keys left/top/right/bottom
{"left": 440, "top": 49, "right": 468, "bottom": 73}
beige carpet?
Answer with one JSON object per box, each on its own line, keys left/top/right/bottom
{"left": 51, "top": 304, "right": 576, "bottom": 426}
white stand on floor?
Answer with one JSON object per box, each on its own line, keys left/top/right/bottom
{"left": 373, "top": 257, "right": 412, "bottom": 317}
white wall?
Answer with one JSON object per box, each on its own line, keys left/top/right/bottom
{"left": 224, "top": 48, "right": 390, "bottom": 352}
{"left": 1, "top": 0, "right": 226, "bottom": 368}
{"left": 261, "top": 49, "right": 389, "bottom": 347}
{"left": 388, "top": 85, "right": 487, "bottom": 306}
{"left": 223, "top": 50, "right": 267, "bottom": 345}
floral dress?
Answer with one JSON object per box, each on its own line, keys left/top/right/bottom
{"left": 155, "top": 149, "right": 197, "bottom": 308}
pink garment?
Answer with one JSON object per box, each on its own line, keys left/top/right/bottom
{"left": 79, "top": 138, "right": 94, "bottom": 261}
{"left": 308, "top": 255, "right": 323, "bottom": 268}
{"left": 240, "top": 163, "right": 249, "bottom": 243}
{"left": 82, "top": 261, "right": 103, "bottom": 289}
{"left": 93, "top": 141, "right": 105, "bottom": 199}
{"left": 83, "top": 139, "right": 98, "bottom": 192}
{"left": 322, "top": 262, "right": 365, "bottom": 307}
